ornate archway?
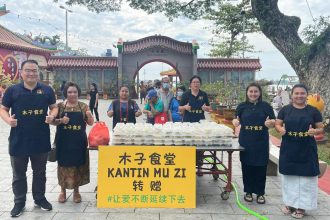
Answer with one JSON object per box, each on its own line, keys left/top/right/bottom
{"left": 117, "top": 35, "right": 198, "bottom": 88}
{"left": 132, "top": 59, "right": 182, "bottom": 81}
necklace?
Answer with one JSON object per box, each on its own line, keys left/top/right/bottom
{"left": 65, "top": 101, "right": 78, "bottom": 111}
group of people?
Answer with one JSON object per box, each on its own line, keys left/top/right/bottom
{"left": 0, "top": 60, "right": 96, "bottom": 217}
{"left": 233, "top": 83, "right": 323, "bottom": 219}
{"left": 108, "top": 76, "right": 211, "bottom": 127}
{"left": 0, "top": 59, "right": 324, "bottom": 219}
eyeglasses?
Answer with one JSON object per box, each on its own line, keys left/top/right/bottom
{"left": 23, "top": 69, "right": 38, "bottom": 74}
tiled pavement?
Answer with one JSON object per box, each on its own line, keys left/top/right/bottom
{"left": 0, "top": 99, "right": 329, "bottom": 219}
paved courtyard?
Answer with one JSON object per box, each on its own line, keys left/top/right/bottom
{"left": 0, "top": 99, "right": 329, "bottom": 219}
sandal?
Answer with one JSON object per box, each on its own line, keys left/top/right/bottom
{"left": 58, "top": 192, "right": 66, "bottom": 203}
{"left": 256, "top": 195, "right": 266, "bottom": 204}
{"left": 244, "top": 193, "right": 253, "bottom": 202}
{"left": 282, "top": 206, "right": 295, "bottom": 215}
{"left": 291, "top": 209, "right": 305, "bottom": 219}
{"left": 73, "top": 192, "right": 81, "bottom": 203}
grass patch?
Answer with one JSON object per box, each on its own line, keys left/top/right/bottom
{"left": 318, "top": 132, "right": 330, "bottom": 165}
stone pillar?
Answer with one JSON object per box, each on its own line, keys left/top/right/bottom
{"left": 192, "top": 40, "right": 199, "bottom": 76}
{"left": 117, "top": 38, "right": 123, "bottom": 88}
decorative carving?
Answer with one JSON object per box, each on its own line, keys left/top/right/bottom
{"left": 25, "top": 33, "right": 60, "bottom": 49}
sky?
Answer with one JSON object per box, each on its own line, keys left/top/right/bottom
{"left": 0, "top": 0, "right": 328, "bottom": 81}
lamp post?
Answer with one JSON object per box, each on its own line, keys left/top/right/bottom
{"left": 240, "top": 10, "right": 246, "bottom": 58}
{"left": 59, "top": 5, "right": 73, "bottom": 51}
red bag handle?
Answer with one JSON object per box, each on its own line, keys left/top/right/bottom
{"left": 95, "top": 121, "right": 106, "bottom": 127}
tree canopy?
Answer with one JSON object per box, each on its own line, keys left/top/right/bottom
{"left": 205, "top": 0, "right": 259, "bottom": 57}
{"left": 55, "top": 0, "right": 330, "bottom": 116}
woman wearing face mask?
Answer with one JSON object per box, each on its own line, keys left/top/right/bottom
{"left": 232, "top": 82, "right": 275, "bottom": 205}
{"left": 52, "top": 82, "right": 94, "bottom": 203}
{"left": 168, "top": 86, "right": 186, "bottom": 122}
{"left": 275, "top": 84, "right": 323, "bottom": 219}
{"left": 157, "top": 78, "right": 174, "bottom": 117}
{"left": 107, "top": 85, "right": 142, "bottom": 129}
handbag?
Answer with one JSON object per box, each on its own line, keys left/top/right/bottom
{"left": 154, "top": 112, "right": 168, "bottom": 124}
{"left": 47, "top": 143, "right": 57, "bottom": 162}
{"left": 88, "top": 121, "right": 110, "bottom": 148}
{"left": 48, "top": 132, "right": 58, "bottom": 162}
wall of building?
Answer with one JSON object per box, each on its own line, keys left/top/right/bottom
{"left": 0, "top": 48, "right": 48, "bottom": 82}
{"left": 52, "top": 67, "right": 117, "bottom": 96}
{"left": 197, "top": 69, "right": 255, "bottom": 86}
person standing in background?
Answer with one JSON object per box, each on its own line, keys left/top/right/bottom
{"left": 168, "top": 85, "right": 186, "bottom": 122}
{"left": 89, "top": 83, "right": 99, "bottom": 122}
{"left": 139, "top": 81, "right": 147, "bottom": 104}
{"left": 157, "top": 76, "right": 174, "bottom": 118}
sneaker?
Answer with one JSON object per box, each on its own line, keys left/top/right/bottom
{"left": 10, "top": 203, "right": 25, "bottom": 217}
{"left": 34, "top": 199, "right": 52, "bottom": 211}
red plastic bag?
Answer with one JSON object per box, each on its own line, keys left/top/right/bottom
{"left": 88, "top": 122, "right": 110, "bottom": 149}
{"left": 154, "top": 112, "right": 168, "bottom": 124}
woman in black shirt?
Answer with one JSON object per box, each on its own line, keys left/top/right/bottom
{"left": 89, "top": 83, "right": 99, "bottom": 121}
{"left": 233, "top": 82, "right": 275, "bottom": 204}
{"left": 275, "top": 84, "right": 323, "bottom": 218}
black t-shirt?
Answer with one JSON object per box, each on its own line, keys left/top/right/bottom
{"left": 235, "top": 101, "right": 275, "bottom": 166}
{"left": 89, "top": 90, "right": 98, "bottom": 106}
{"left": 277, "top": 104, "right": 322, "bottom": 176}
{"left": 180, "top": 89, "right": 209, "bottom": 122}
{"left": 277, "top": 104, "right": 322, "bottom": 124}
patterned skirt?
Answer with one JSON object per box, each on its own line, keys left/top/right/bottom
{"left": 57, "top": 151, "right": 90, "bottom": 189}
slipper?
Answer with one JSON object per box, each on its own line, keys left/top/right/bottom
{"left": 291, "top": 209, "right": 305, "bottom": 219}
{"left": 58, "top": 192, "right": 66, "bottom": 203}
{"left": 256, "top": 195, "right": 266, "bottom": 204}
{"left": 282, "top": 206, "right": 295, "bottom": 215}
{"left": 244, "top": 193, "right": 253, "bottom": 202}
{"left": 73, "top": 192, "right": 81, "bottom": 203}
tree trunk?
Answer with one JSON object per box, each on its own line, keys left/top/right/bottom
{"left": 251, "top": 0, "right": 330, "bottom": 117}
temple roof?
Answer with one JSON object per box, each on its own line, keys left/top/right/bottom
{"left": 0, "top": 24, "right": 56, "bottom": 54}
{"left": 48, "top": 56, "right": 118, "bottom": 68}
{"left": 197, "top": 58, "right": 261, "bottom": 70}
{"left": 123, "top": 35, "right": 192, "bottom": 54}
{"left": 48, "top": 56, "right": 261, "bottom": 70}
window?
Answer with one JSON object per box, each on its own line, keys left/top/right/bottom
{"left": 198, "top": 71, "right": 209, "bottom": 84}
{"left": 54, "top": 68, "right": 70, "bottom": 82}
{"left": 88, "top": 70, "right": 102, "bottom": 90}
{"left": 212, "top": 71, "right": 225, "bottom": 83}
{"left": 71, "top": 69, "right": 86, "bottom": 91}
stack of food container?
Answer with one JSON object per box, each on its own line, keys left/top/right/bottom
{"left": 111, "top": 121, "right": 233, "bottom": 146}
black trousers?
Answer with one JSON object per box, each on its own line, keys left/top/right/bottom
{"left": 90, "top": 105, "right": 99, "bottom": 121}
{"left": 10, "top": 153, "right": 48, "bottom": 204}
{"left": 241, "top": 163, "right": 267, "bottom": 195}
